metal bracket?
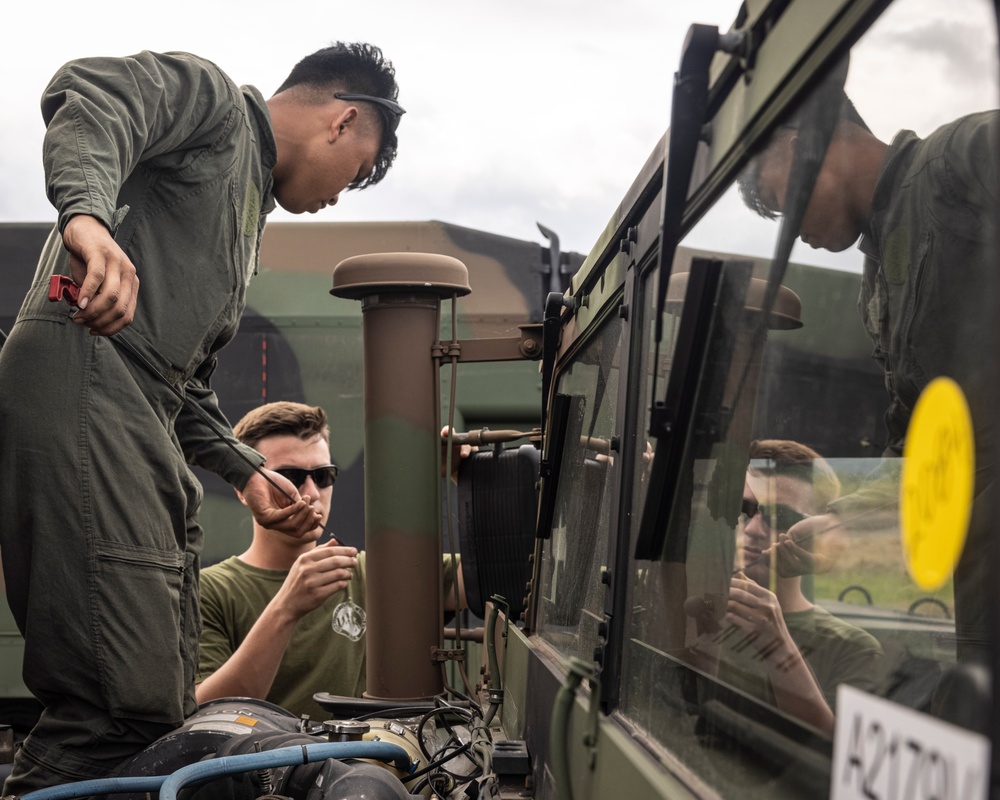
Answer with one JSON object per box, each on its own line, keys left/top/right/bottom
{"left": 433, "top": 325, "right": 543, "bottom": 363}
{"left": 430, "top": 646, "right": 465, "bottom": 663}
{"left": 431, "top": 341, "right": 462, "bottom": 359}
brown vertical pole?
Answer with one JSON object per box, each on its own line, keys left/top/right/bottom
{"left": 331, "top": 253, "right": 471, "bottom": 700}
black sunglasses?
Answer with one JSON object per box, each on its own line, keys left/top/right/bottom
{"left": 334, "top": 92, "right": 406, "bottom": 132}
{"left": 741, "top": 499, "right": 809, "bottom": 532}
{"left": 273, "top": 464, "right": 339, "bottom": 490}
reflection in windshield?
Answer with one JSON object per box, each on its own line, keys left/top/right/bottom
{"left": 739, "top": 81, "right": 997, "bottom": 673}
{"left": 719, "top": 440, "right": 882, "bottom": 738}
{"left": 619, "top": 3, "right": 998, "bottom": 789}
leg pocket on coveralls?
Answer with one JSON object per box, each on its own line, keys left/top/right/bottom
{"left": 92, "top": 540, "right": 187, "bottom": 723}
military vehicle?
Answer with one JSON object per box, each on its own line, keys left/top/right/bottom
{"left": 0, "top": 218, "right": 581, "bottom": 738}
{"left": 3, "top": 0, "right": 1000, "bottom": 797}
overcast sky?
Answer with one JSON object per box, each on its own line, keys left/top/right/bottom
{"left": 1, "top": 0, "right": 997, "bottom": 264}
{"left": 0, "top": 0, "right": 740, "bottom": 257}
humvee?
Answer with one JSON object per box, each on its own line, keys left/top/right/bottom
{"left": 3, "top": 0, "right": 998, "bottom": 797}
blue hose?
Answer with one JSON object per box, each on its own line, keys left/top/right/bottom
{"left": 160, "top": 741, "right": 411, "bottom": 800}
{"left": 21, "top": 776, "right": 167, "bottom": 800}
{"left": 21, "top": 740, "right": 412, "bottom": 800}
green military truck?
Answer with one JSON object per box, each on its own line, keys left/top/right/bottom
{"left": 3, "top": 0, "right": 999, "bottom": 796}
{"left": 0, "top": 218, "right": 581, "bottom": 732}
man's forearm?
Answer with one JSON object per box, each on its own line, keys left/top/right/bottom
{"left": 196, "top": 602, "right": 298, "bottom": 704}
{"left": 765, "top": 642, "right": 835, "bottom": 736}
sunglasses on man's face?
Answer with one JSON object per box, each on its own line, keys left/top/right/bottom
{"left": 273, "top": 464, "right": 338, "bottom": 490}
{"left": 741, "top": 498, "right": 809, "bottom": 532}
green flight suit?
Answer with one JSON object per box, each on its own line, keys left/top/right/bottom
{"left": 835, "top": 111, "right": 999, "bottom": 664}
{"left": 0, "top": 50, "right": 274, "bottom": 792}
{"left": 857, "top": 111, "right": 998, "bottom": 460}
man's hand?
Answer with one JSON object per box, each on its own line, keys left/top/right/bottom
{"left": 767, "top": 513, "right": 847, "bottom": 578}
{"left": 241, "top": 468, "right": 323, "bottom": 538}
{"left": 726, "top": 571, "right": 794, "bottom": 662}
{"left": 274, "top": 542, "right": 359, "bottom": 620}
{"left": 726, "top": 571, "right": 836, "bottom": 735}
{"left": 63, "top": 215, "right": 139, "bottom": 336}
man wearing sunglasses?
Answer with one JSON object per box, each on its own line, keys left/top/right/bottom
{"left": 196, "top": 402, "right": 464, "bottom": 720}
{"left": 721, "top": 439, "right": 882, "bottom": 736}
{"left": 0, "top": 41, "right": 405, "bottom": 793}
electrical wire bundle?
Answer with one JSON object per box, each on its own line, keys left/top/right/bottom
{"left": 351, "top": 691, "right": 497, "bottom": 799}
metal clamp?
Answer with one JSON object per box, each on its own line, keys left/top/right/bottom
{"left": 430, "top": 646, "right": 465, "bottom": 663}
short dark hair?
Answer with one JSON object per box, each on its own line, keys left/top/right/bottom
{"left": 748, "top": 438, "right": 841, "bottom": 509}
{"left": 276, "top": 41, "right": 400, "bottom": 189}
{"left": 737, "top": 91, "right": 870, "bottom": 220}
{"left": 234, "top": 401, "right": 330, "bottom": 450}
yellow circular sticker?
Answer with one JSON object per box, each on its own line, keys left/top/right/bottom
{"left": 900, "top": 377, "right": 975, "bottom": 590}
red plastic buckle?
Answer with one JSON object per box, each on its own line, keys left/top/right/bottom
{"left": 48, "top": 275, "right": 81, "bottom": 306}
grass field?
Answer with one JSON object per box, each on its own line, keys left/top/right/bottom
{"left": 811, "top": 526, "right": 954, "bottom": 617}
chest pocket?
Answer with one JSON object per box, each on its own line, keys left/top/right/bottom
{"left": 859, "top": 264, "right": 889, "bottom": 360}
{"left": 232, "top": 180, "right": 263, "bottom": 292}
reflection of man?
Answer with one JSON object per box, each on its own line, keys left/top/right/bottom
{"left": 197, "top": 403, "right": 464, "bottom": 720}
{"left": 740, "top": 96, "right": 996, "bottom": 460}
{"left": 739, "top": 95, "right": 997, "bottom": 662}
{"left": 722, "top": 440, "right": 883, "bottom": 736}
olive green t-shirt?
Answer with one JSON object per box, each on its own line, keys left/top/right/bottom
{"left": 198, "top": 552, "right": 458, "bottom": 721}
{"left": 717, "top": 604, "right": 884, "bottom": 713}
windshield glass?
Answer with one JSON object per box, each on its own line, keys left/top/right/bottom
{"left": 617, "top": 0, "right": 999, "bottom": 794}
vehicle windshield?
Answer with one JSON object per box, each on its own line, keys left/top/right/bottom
{"left": 538, "top": 0, "right": 999, "bottom": 795}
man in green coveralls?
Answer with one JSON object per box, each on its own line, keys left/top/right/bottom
{"left": 739, "top": 93, "right": 998, "bottom": 663}
{"left": 0, "top": 44, "right": 403, "bottom": 793}
{"left": 196, "top": 402, "right": 464, "bottom": 721}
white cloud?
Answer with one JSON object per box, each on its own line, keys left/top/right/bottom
{"left": 3, "top": 0, "right": 997, "bottom": 264}
{"left": 0, "top": 0, "right": 737, "bottom": 253}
